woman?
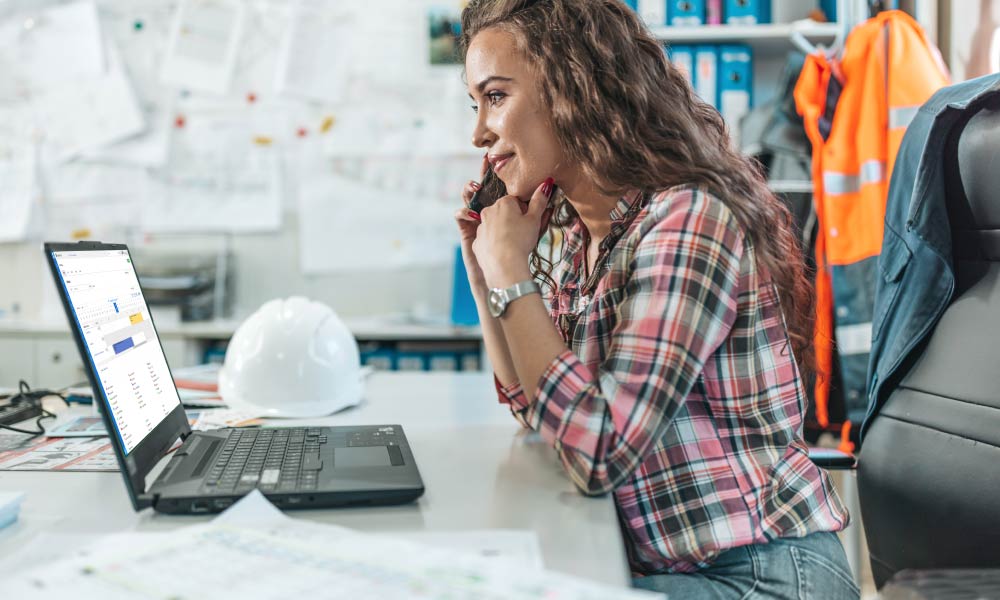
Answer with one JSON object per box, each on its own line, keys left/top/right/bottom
{"left": 453, "top": 1, "right": 859, "bottom": 598}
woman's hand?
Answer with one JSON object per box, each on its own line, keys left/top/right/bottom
{"left": 454, "top": 155, "right": 489, "bottom": 291}
{"left": 473, "top": 177, "right": 553, "bottom": 289}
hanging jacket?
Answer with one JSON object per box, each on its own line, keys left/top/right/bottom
{"left": 863, "top": 74, "right": 1000, "bottom": 441}
{"left": 793, "top": 10, "right": 949, "bottom": 445}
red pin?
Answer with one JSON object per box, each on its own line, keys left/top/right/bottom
{"left": 174, "top": 115, "right": 186, "bottom": 128}
{"left": 296, "top": 127, "right": 308, "bottom": 138}
{"left": 247, "top": 92, "right": 257, "bottom": 103}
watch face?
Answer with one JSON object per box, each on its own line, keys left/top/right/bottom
{"left": 488, "top": 288, "right": 505, "bottom": 317}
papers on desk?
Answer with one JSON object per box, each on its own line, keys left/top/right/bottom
{"left": 43, "top": 410, "right": 262, "bottom": 438}
{"left": 0, "top": 492, "right": 24, "bottom": 531}
{"left": 174, "top": 363, "right": 226, "bottom": 406}
{"left": 5, "top": 491, "right": 661, "bottom": 599}
{"left": 392, "top": 529, "right": 546, "bottom": 572}
{"left": 189, "top": 409, "right": 263, "bottom": 431}
{"left": 178, "top": 388, "right": 226, "bottom": 408}
{"left": 0, "top": 432, "right": 117, "bottom": 472}
{"left": 44, "top": 416, "right": 107, "bottom": 438}
{"left": 0, "top": 409, "right": 261, "bottom": 470}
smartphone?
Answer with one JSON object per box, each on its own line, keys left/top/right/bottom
{"left": 468, "top": 167, "right": 506, "bottom": 213}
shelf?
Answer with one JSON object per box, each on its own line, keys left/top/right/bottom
{"left": 650, "top": 21, "right": 840, "bottom": 52}
{"left": 0, "top": 317, "right": 483, "bottom": 342}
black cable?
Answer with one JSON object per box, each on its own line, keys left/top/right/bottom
{"left": 0, "top": 380, "right": 68, "bottom": 436}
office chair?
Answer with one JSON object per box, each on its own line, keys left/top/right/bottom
{"left": 856, "top": 99, "right": 1000, "bottom": 592}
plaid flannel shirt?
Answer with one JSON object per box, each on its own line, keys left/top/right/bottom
{"left": 495, "top": 185, "right": 850, "bottom": 574}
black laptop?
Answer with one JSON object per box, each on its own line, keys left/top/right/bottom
{"left": 45, "top": 241, "right": 424, "bottom": 514}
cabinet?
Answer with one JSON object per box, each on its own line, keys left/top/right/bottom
{"left": 0, "top": 330, "right": 191, "bottom": 389}
{"left": 0, "top": 318, "right": 485, "bottom": 389}
{"left": 0, "top": 337, "right": 35, "bottom": 388}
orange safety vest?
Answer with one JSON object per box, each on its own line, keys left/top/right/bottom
{"left": 794, "top": 10, "right": 949, "bottom": 448}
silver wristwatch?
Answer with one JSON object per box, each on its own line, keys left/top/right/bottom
{"left": 487, "top": 280, "right": 541, "bottom": 318}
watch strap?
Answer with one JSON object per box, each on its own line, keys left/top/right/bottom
{"left": 503, "top": 279, "right": 541, "bottom": 304}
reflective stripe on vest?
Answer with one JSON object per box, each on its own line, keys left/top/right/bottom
{"left": 822, "top": 160, "right": 887, "bottom": 195}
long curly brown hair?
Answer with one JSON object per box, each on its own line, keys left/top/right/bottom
{"left": 459, "top": 0, "right": 816, "bottom": 380}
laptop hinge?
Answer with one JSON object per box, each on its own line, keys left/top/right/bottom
{"left": 136, "top": 492, "right": 157, "bottom": 510}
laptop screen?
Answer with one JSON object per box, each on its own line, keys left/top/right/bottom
{"left": 51, "top": 249, "right": 181, "bottom": 453}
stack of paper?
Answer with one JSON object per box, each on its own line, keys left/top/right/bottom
{"left": 0, "top": 492, "right": 24, "bottom": 530}
{"left": 4, "top": 491, "right": 663, "bottom": 599}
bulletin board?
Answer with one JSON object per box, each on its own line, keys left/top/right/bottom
{"left": 0, "top": 0, "right": 481, "bottom": 273}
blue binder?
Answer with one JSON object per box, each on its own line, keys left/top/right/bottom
{"left": 637, "top": 0, "right": 667, "bottom": 26}
{"left": 395, "top": 350, "right": 429, "bottom": 371}
{"left": 819, "top": 0, "right": 837, "bottom": 21}
{"left": 718, "top": 45, "right": 753, "bottom": 138}
{"left": 694, "top": 45, "right": 718, "bottom": 108}
{"left": 360, "top": 346, "right": 396, "bottom": 370}
{"left": 668, "top": 45, "right": 696, "bottom": 89}
{"left": 450, "top": 244, "right": 479, "bottom": 326}
{"left": 667, "top": 0, "right": 704, "bottom": 26}
{"left": 724, "top": 0, "right": 771, "bottom": 24}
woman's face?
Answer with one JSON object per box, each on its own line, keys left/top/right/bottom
{"left": 465, "top": 28, "right": 566, "bottom": 199}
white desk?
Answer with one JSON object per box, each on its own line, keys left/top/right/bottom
{"left": 0, "top": 372, "right": 631, "bottom": 587}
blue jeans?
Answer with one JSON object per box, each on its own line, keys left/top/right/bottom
{"left": 632, "top": 531, "right": 860, "bottom": 600}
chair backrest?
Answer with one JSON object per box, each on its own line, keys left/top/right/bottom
{"left": 857, "top": 100, "right": 1000, "bottom": 588}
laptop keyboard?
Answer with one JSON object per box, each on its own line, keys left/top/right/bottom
{"left": 202, "top": 428, "right": 326, "bottom": 495}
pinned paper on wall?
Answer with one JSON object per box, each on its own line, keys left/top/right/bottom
{"left": 161, "top": 0, "right": 245, "bottom": 95}
{"left": 324, "top": 97, "right": 478, "bottom": 159}
{"left": 81, "top": 108, "right": 172, "bottom": 169}
{"left": 143, "top": 108, "right": 283, "bottom": 233}
{"left": 40, "top": 162, "right": 147, "bottom": 240}
{"left": 0, "top": 0, "right": 104, "bottom": 99}
{"left": 0, "top": 108, "right": 37, "bottom": 244}
{"left": 0, "top": 154, "right": 37, "bottom": 244}
{"left": 33, "top": 39, "right": 146, "bottom": 164}
{"left": 274, "top": 1, "right": 353, "bottom": 104}
{"left": 144, "top": 157, "right": 282, "bottom": 233}
{"left": 329, "top": 155, "right": 481, "bottom": 205}
{"left": 347, "top": 0, "right": 425, "bottom": 88}
{"left": 298, "top": 173, "right": 456, "bottom": 273}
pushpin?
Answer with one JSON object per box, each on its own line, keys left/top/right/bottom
{"left": 253, "top": 136, "right": 273, "bottom": 146}
{"left": 134, "top": 20, "right": 143, "bottom": 31}
{"left": 319, "top": 115, "right": 335, "bottom": 133}
{"left": 174, "top": 115, "right": 186, "bottom": 128}
{"left": 296, "top": 127, "right": 308, "bottom": 138}
{"left": 246, "top": 92, "right": 257, "bottom": 103}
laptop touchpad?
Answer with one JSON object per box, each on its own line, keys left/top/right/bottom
{"left": 335, "top": 446, "right": 391, "bottom": 468}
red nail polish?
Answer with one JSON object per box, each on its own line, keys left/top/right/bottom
{"left": 469, "top": 211, "right": 481, "bottom": 221}
{"left": 542, "top": 177, "right": 554, "bottom": 198}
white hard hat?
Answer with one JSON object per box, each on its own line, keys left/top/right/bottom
{"left": 219, "top": 297, "right": 362, "bottom": 417}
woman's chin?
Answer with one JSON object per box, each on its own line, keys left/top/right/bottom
{"left": 503, "top": 181, "right": 531, "bottom": 200}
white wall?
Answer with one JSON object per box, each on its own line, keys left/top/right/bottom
{"left": 947, "top": 0, "right": 1000, "bottom": 81}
